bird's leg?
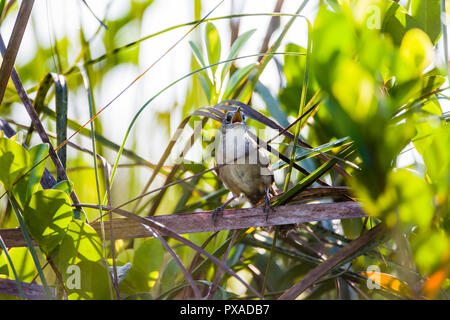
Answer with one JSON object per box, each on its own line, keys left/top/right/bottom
{"left": 212, "top": 194, "right": 238, "bottom": 224}
{"left": 263, "top": 187, "right": 276, "bottom": 221}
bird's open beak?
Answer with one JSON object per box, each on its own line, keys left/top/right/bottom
{"left": 231, "top": 107, "right": 243, "bottom": 123}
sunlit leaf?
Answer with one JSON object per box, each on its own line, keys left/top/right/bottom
{"left": 0, "top": 137, "right": 30, "bottom": 191}
{"left": 395, "top": 28, "right": 433, "bottom": 82}
{"left": 22, "top": 189, "right": 73, "bottom": 254}
{"left": 51, "top": 179, "right": 74, "bottom": 195}
{"left": 410, "top": 0, "right": 441, "bottom": 44}
{"left": 55, "top": 220, "right": 104, "bottom": 271}
{"left": 221, "top": 64, "right": 256, "bottom": 100}
{"left": 220, "top": 29, "right": 256, "bottom": 81}
{"left": 361, "top": 271, "right": 413, "bottom": 298}
{"left": 13, "top": 143, "right": 48, "bottom": 208}
{"left": 205, "top": 22, "right": 221, "bottom": 75}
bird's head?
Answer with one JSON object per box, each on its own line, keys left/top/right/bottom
{"left": 223, "top": 107, "right": 247, "bottom": 127}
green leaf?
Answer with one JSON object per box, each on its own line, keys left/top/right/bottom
{"left": 66, "top": 260, "right": 113, "bottom": 300}
{"left": 0, "top": 137, "right": 30, "bottom": 191}
{"left": 0, "top": 237, "right": 25, "bottom": 299}
{"left": 410, "top": 0, "right": 441, "bottom": 44}
{"left": 205, "top": 22, "right": 221, "bottom": 75}
{"left": 160, "top": 259, "right": 180, "bottom": 293}
{"left": 53, "top": 73, "right": 68, "bottom": 174}
{"left": 3, "top": 247, "right": 37, "bottom": 282}
{"left": 189, "top": 41, "right": 214, "bottom": 101}
{"left": 273, "top": 145, "right": 355, "bottom": 206}
{"left": 413, "top": 122, "right": 449, "bottom": 212}
{"left": 189, "top": 40, "right": 206, "bottom": 68}
{"left": 13, "top": 143, "right": 48, "bottom": 208}
{"left": 381, "top": 2, "right": 421, "bottom": 46}
{"left": 390, "top": 75, "right": 445, "bottom": 110}
{"left": 198, "top": 72, "right": 213, "bottom": 103}
{"left": 272, "top": 137, "right": 351, "bottom": 170}
{"left": 395, "top": 28, "right": 433, "bottom": 82}
{"left": 392, "top": 170, "right": 434, "bottom": 230}
{"left": 220, "top": 29, "right": 256, "bottom": 81}
{"left": 134, "top": 238, "right": 164, "bottom": 277}
{"left": 118, "top": 238, "right": 164, "bottom": 293}
{"left": 51, "top": 179, "right": 74, "bottom": 195}
{"left": 0, "top": 0, "right": 6, "bottom": 18}
{"left": 221, "top": 64, "right": 256, "bottom": 100}
{"left": 55, "top": 220, "right": 104, "bottom": 271}
{"left": 22, "top": 189, "right": 73, "bottom": 254}
{"left": 256, "top": 82, "right": 289, "bottom": 128}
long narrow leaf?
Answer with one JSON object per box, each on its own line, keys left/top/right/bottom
{"left": 272, "top": 144, "right": 355, "bottom": 206}
{"left": 220, "top": 29, "right": 256, "bottom": 82}
{"left": 8, "top": 195, "right": 53, "bottom": 299}
{"left": 53, "top": 74, "right": 68, "bottom": 179}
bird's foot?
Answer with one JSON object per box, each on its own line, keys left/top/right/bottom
{"left": 212, "top": 205, "right": 225, "bottom": 224}
{"left": 212, "top": 195, "right": 238, "bottom": 224}
{"left": 263, "top": 193, "right": 276, "bottom": 221}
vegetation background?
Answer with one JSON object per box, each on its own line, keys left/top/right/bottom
{"left": 0, "top": 0, "right": 448, "bottom": 300}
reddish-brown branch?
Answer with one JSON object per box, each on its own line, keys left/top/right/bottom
{"left": 0, "top": 278, "right": 55, "bottom": 300}
{"left": 0, "top": 201, "right": 365, "bottom": 247}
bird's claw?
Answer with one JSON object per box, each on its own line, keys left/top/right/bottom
{"left": 263, "top": 196, "right": 276, "bottom": 221}
{"left": 212, "top": 206, "right": 224, "bottom": 224}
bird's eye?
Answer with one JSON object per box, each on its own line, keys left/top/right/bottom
{"left": 226, "top": 112, "right": 233, "bottom": 123}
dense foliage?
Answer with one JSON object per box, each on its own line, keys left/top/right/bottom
{"left": 0, "top": 0, "right": 448, "bottom": 300}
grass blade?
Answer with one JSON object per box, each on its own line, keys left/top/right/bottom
{"left": 0, "top": 234, "right": 25, "bottom": 299}
{"left": 283, "top": 19, "right": 311, "bottom": 191}
{"left": 272, "top": 144, "right": 356, "bottom": 207}
{"left": 8, "top": 194, "right": 53, "bottom": 299}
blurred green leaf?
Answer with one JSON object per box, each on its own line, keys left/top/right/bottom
{"left": 189, "top": 40, "right": 207, "bottom": 68}
{"left": 220, "top": 29, "right": 256, "bottom": 82}
{"left": 67, "top": 260, "right": 113, "bottom": 300}
{"left": 410, "top": 0, "right": 441, "bottom": 44}
{"left": 205, "top": 22, "right": 221, "bottom": 75}
{"left": 221, "top": 64, "right": 256, "bottom": 100}
{"left": 255, "top": 82, "right": 289, "bottom": 127}
{"left": 160, "top": 259, "right": 180, "bottom": 294}
{"left": 394, "top": 28, "right": 433, "bottom": 82}
{"left": 381, "top": 2, "right": 421, "bottom": 46}
{"left": 118, "top": 238, "right": 164, "bottom": 293}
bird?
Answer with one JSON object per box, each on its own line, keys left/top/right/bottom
{"left": 213, "top": 107, "right": 276, "bottom": 222}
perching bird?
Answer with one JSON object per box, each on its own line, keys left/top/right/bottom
{"left": 213, "top": 107, "right": 276, "bottom": 222}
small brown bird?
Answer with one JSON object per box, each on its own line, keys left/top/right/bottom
{"left": 213, "top": 107, "right": 276, "bottom": 222}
